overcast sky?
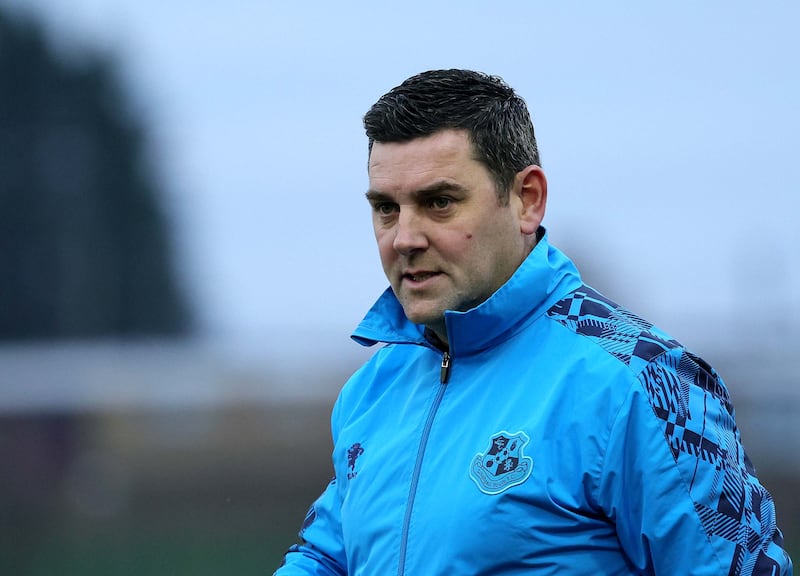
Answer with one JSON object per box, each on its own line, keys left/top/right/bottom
{"left": 5, "top": 0, "right": 799, "bottom": 362}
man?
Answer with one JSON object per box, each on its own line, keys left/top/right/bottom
{"left": 275, "top": 69, "right": 792, "bottom": 575}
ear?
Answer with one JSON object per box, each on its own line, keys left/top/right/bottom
{"left": 513, "top": 165, "right": 547, "bottom": 235}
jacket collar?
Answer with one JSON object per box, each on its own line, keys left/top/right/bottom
{"left": 351, "top": 229, "right": 582, "bottom": 356}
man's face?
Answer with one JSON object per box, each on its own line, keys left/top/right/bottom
{"left": 367, "top": 129, "right": 534, "bottom": 341}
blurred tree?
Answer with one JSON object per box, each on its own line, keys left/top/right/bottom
{"left": 0, "top": 8, "right": 190, "bottom": 339}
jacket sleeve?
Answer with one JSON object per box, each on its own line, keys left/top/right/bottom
{"left": 273, "top": 477, "right": 347, "bottom": 576}
{"left": 274, "top": 397, "right": 348, "bottom": 575}
{"left": 598, "top": 347, "right": 793, "bottom": 575}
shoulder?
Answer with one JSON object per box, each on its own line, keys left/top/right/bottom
{"left": 545, "top": 284, "right": 682, "bottom": 372}
{"left": 545, "top": 284, "right": 733, "bottom": 429}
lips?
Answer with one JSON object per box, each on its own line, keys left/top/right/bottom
{"left": 402, "top": 270, "right": 442, "bottom": 285}
{"left": 405, "top": 272, "right": 437, "bottom": 282}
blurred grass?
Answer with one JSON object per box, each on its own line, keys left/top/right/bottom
{"left": 18, "top": 532, "right": 287, "bottom": 575}
{"left": 1, "top": 496, "right": 306, "bottom": 575}
{"left": 1, "top": 407, "right": 796, "bottom": 574}
{"left": 4, "top": 504, "right": 796, "bottom": 575}
{"left": 0, "top": 406, "right": 329, "bottom": 576}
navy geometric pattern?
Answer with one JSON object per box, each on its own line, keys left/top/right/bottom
{"left": 547, "top": 286, "right": 788, "bottom": 575}
{"left": 546, "top": 285, "right": 681, "bottom": 366}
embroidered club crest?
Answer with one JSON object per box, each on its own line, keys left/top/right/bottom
{"left": 469, "top": 431, "right": 533, "bottom": 494}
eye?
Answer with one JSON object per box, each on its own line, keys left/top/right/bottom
{"left": 373, "top": 202, "right": 398, "bottom": 216}
{"left": 428, "top": 196, "right": 451, "bottom": 210}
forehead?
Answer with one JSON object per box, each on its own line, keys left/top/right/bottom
{"left": 368, "top": 130, "right": 489, "bottom": 192}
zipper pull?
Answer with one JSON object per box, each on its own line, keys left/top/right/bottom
{"left": 440, "top": 352, "right": 451, "bottom": 384}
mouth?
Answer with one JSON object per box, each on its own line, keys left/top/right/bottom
{"left": 401, "top": 270, "right": 442, "bottom": 287}
{"left": 405, "top": 272, "right": 438, "bottom": 282}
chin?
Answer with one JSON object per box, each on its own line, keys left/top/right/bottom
{"left": 401, "top": 307, "right": 443, "bottom": 328}
{"left": 405, "top": 313, "right": 435, "bottom": 327}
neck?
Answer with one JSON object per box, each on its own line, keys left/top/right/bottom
{"left": 423, "top": 327, "right": 448, "bottom": 351}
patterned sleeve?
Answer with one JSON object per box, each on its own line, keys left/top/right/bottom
{"left": 601, "top": 346, "right": 793, "bottom": 575}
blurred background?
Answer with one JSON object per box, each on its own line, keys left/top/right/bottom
{"left": 0, "top": 1, "right": 797, "bottom": 573}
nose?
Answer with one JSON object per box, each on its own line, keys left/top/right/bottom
{"left": 392, "top": 209, "right": 429, "bottom": 255}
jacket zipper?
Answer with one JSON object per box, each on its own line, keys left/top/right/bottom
{"left": 440, "top": 351, "right": 451, "bottom": 384}
{"left": 397, "top": 351, "right": 451, "bottom": 576}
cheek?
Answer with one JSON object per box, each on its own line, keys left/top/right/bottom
{"left": 376, "top": 235, "right": 396, "bottom": 264}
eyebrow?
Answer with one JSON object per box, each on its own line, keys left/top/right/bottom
{"left": 365, "top": 180, "right": 468, "bottom": 203}
{"left": 365, "top": 190, "right": 392, "bottom": 203}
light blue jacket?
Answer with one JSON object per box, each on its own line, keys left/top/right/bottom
{"left": 276, "top": 233, "right": 792, "bottom": 575}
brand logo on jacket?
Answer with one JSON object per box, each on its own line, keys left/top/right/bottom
{"left": 469, "top": 431, "right": 533, "bottom": 494}
{"left": 346, "top": 442, "right": 364, "bottom": 480}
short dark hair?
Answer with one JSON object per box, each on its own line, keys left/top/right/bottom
{"left": 363, "top": 69, "right": 540, "bottom": 202}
